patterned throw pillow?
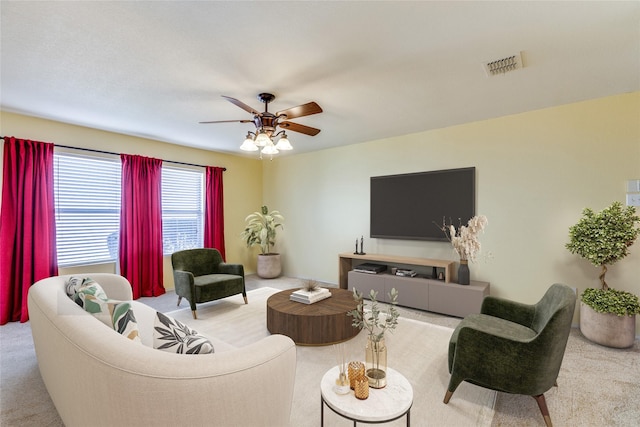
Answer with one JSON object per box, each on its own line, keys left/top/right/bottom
{"left": 75, "top": 282, "right": 109, "bottom": 312}
{"left": 67, "top": 278, "right": 141, "bottom": 343}
{"left": 106, "top": 300, "right": 141, "bottom": 342}
{"left": 153, "top": 312, "right": 214, "bottom": 354}
{"left": 65, "top": 277, "right": 107, "bottom": 306}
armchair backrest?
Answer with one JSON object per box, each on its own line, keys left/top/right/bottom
{"left": 528, "top": 284, "right": 577, "bottom": 389}
{"left": 531, "top": 283, "right": 577, "bottom": 334}
{"left": 171, "top": 248, "right": 223, "bottom": 277}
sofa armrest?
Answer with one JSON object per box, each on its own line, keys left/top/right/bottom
{"left": 480, "top": 295, "right": 536, "bottom": 328}
{"left": 218, "top": 262, "right": 244, "bottom": 277}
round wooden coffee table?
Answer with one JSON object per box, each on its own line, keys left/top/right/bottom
{"left": 266, "top": 288, "right": 360, "bottom": 345}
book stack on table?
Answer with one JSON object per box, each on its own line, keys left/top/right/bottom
{"left": 290, "top": 288, "right": 331, "bottom": 304}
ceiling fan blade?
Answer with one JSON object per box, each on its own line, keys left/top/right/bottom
{"left": 276, "top": 102, "right": 323, "bottom": 120}
{"left": 199, "top": 119, "right": 253, "bottom": 124}
{"left": 222, "top": 95, "right": 260, "bottom": 115}
{"left": 279, "top": 121, "right": 321, "bottom": 136}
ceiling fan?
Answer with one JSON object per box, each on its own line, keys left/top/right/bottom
{"left": 200, "top": 93, "right": 322, "bottom": 155}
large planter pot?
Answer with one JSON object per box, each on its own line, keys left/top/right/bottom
{"left": 257, "top": 254, "right": 281, "bottom": 279}
{"left": 580, "top": 302, "right": 636, "bottom": 348}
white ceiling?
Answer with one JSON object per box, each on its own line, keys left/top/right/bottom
{"left": 1, "top": 1, "right": 639, "bottom": 157}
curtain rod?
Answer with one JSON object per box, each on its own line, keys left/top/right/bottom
{"left": 1, "top": 137, "right": 226, "bottom": 171}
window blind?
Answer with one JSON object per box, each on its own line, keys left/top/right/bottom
{"left": 161, "top": 166, "right": 204, "bottom": 255}
{"left": 54, "top": 152, "right": 121, "bottom": 267}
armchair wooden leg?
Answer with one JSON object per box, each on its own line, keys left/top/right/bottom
{"left": 191, "top": 310, "right": 197, "bottom": 320}
{"left": 533, "top": 394, "right": 552, "bottom": 427}
{"left": 177, "top": 296, "right": 182, "bottom": 306}
{"left": 243, "top": 295, "right": 248, "bottom": 304}
{"left": 443, "top": 390, "right": 453, "bottom": 404}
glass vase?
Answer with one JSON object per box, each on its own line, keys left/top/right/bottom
{"left": 365, "top": 336, "right": 387, "bottom": 388}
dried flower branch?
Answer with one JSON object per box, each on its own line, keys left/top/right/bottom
{"left": 438, "top": 215, "right": 488, "bottom": 262}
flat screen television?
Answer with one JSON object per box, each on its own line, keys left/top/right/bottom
{"left": 370, "top": 167, "right": 475, "bottom": 241}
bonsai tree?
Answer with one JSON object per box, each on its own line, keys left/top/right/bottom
{"left": 566, "top": 201, "right": 640, "bottom": 316}
{"left": 241, "top": 206, "right": 284, "bottom": 255}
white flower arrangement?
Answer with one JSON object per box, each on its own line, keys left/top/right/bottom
{"left": 440, "top": 215, "right": 488, "bottom": 262}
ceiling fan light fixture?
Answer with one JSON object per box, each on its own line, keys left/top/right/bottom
{"left": 201, "top": 93, "right": 322, "bottom": 158}
{"left": 275, "top": 134, "right": 293, "bottom": 150}
{"left": 240, "top": 134, "right": 258, "bottom": 151}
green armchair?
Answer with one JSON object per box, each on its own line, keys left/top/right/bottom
{"left": 171, "top": 248, "right": 247, "bottom": 319}
{"left": 444, "top": 283, "right": 576, "bottom": 427}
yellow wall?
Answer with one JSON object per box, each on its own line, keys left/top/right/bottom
{"left": 0, "top": 112, "right": 264, "bottom": 288}
{"left": 264, "top": 92, "right": 640, "bottom": 329}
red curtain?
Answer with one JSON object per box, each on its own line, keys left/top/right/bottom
{"left": 0, "top": 137, "right": 58, "bottom": 324}
{"left": 204, "top": 166, "right": 226, "bottom": 259}
{"left": 119, "top": 154, "right": 165, "bottom": 298}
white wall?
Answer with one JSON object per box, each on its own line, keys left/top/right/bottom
{"left": 264, "top": 92, "right": 640, "bottom": 328}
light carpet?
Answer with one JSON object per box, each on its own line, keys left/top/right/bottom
{"left": 167, "top": 287, "right": 496, "bottom": 427}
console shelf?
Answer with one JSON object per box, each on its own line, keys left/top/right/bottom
{"left": 339, "top": 252, "right": 454, "bottom": 286}
{"left": 338, "top": 252, "right": 489, "bottom": 318}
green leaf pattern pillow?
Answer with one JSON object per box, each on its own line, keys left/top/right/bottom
{"left": 65, "top": 277, "right": 141, "bottom": 343}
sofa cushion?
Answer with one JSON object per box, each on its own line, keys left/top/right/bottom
{"left": 67, "top": 277, "right": 141, "bottom": 342}
{"left": 67, "top": 277, "right": 109, "bottom": 308}
{"left": 65, "top": 276, "right": 86, "bottom": 298}
{"left": 75, "top": 281, "right": 109, "bottom": 312}
{"left": 109, "top": 301, "right": 141, "bottom": 342}
{"left": 153, "top": 312, "right": 214, "bottom": 354}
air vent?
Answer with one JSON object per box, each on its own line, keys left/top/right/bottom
{"left": 483, "top": 52, "right": 523, "bottom": 76}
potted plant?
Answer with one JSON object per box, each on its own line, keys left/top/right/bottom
{"left": 241, "top": 206, "right": 284, "bottom": 279}
{"left": 566, "top": 201, "right": 640, "bottom": 348}
{"left": 348, "top": 288, "right": 399, "bottom": 388}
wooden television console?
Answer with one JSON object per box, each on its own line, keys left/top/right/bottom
{"left": 338, "top": 253, "right": 489, "bottom": 318}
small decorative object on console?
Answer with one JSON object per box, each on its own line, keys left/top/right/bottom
{"left": 395, "top": 269, "right": 416, "bottom": 277}
{"left": 354, "top": 235, "right": 366, "bottom": 255}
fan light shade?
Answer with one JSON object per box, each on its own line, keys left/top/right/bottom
{"left": 240, "top": 135, "right": 259, "bottom": 151}
{"left": 261, "top": 143, "right": 279, "bottom": 155}
{"left": 254, "top": 131, "right": 271, "bottom": 147}
{"left": 275, "top": 134, "right": 293, "bottom": 150}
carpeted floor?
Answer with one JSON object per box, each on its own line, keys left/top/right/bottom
{"left": 1, "top": 275, "right": 639, "bottom": 426}
{"left": 166, "top": 287, "right": 496, "bottom": 426}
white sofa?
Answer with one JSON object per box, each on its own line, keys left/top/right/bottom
{"left": 28, "top": 273, "right": 297, "bottom": 427}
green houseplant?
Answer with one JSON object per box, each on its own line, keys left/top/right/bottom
{"left": 241, "top": 206, "right": 284, "bottom": 278}
{"left": 566, "top": 201, "right": 640, "bottom": 348}
{"left": 348, "top": 288, "right": 399, "bottom": 388}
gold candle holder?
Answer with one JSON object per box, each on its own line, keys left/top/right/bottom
{"left": 355, "top": 376, "right": 369, "bottom": 400}
{"left": 349, "top": 362, "right": 366, "bottom": 390}
{"left": 348, "top": 361, "right": 365, "bottom": 390}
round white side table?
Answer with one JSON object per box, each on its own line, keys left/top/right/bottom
{"left": 320, "top": 365, "right": 413, "bottom": 426}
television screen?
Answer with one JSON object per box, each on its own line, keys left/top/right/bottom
{"left": 370, "top": 167, "right": 475, "bottom": 241}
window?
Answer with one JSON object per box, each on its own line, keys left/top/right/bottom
{"left": 54, "top": 152, "right": 121, "bottom": 267}
{"left": 161, "top": 166, "right": 204, "bottom": 254}
{"left": 53, "top": 152, "right": 205, "bottom": 266}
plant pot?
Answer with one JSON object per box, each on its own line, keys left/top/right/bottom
{"left": 580, "top": 302, "right": 636, "bottom": 348}
{"left": 257, "top": 254, "right": 281, "bottom": 279}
